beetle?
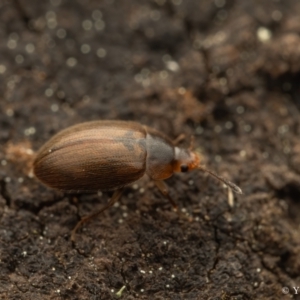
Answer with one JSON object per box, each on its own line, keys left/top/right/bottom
{"left": 33, "top": 120, "right": 242, "bottom": 240}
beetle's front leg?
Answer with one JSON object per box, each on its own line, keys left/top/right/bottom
{"left": 154, "top": 180, "right": 179, "bottom": 212}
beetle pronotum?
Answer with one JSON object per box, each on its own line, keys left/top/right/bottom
{"left": 33, "top": 120, "right": 242, "bottom": 240}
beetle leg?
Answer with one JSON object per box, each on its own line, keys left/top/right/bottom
{"left": 172, "top": 133, "right": 186, "bottom": 145}
{"left": 154, "top": 180, "right": 179, "bottom": 212}
{"left": 71, "top": 188, "right": 124, "bottom": 241}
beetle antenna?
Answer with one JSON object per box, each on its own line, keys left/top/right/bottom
{"left": 198, "top": 166, "right": 242, "bottom": 194}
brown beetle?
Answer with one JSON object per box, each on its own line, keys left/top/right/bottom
{"left": 33, "top": 120, "right": 242, "bottom": 240}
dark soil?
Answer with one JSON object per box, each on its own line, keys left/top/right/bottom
{"left": 1, "top": 0, "right": 300, "bottom": 299}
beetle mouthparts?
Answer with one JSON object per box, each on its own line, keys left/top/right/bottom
{"left": 198, "top": 166, "right": 243, "bottom": 194}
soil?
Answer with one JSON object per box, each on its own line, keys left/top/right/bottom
{"left": 1, "top": 0, "right": 300, "bottom": 299}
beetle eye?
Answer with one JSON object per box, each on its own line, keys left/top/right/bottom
{"left": 180, "top": 165, "right": 189, "bottom": 172}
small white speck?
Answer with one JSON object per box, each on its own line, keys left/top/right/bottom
{"left": 94, "top": 19, "right": 105, "bottom": 31}
{"left": 178, "top": 87, "right": 186, "bottom": 95}
{"left": 25, "top": 43, "right": 35, "bottom": 53}
{"left": 140, "top": 270, "right": 146, "bottom": 274}
{"left": 166, "top": 60, "right": 180, "bottom": 72}
{"left": 6, "top": 108, "right": 14, "bottom": 116}
{"left": 244, "top": 124, "right": 252, "bottom": 132}
{"left": 225, "top": 121, "right": 233, "bottom": 129}
{"left": 97, "top": 48, "right": 107, "bottom": 58}
{"left": 7, "top": 39, "right": 17, "bottom": 49}
{"left": 239, "top": 150, "right": 246, "bottom": 157}
{"left": 118, "top": 219, "right": 123, "bottom": 224}
{"left": 196, "top": 126, "right": 204, "bottom": 135}
{"left": 214, "top": 155, "right": 222, "bottom": 162}
{"left": 52, "top": 267, "right": 56, "bottom": 271}
{"left": 68, "top": 276, "right": 72, "bottom": 280}
{"left": 272, "top": 10, "right": 282, "bottom": 21}
{"left": 140, "top": 289, "right": 144, "bottom": 292}
{"left": 171, "top": 274, "right": 175, "bottom": 278}
{"left": 18, "top": 177, "right": 24, "bottom": 183}
{"left": 219, "top": 77, "right": 227, "bottom": 86}
{"left": 48, "top": 149, "right": 52, "bottom": 153}
{"left": 149, "top": 270, "right": 153, "bottom": 274}
{"left": 56, "top": 289, "right": 60, "bottom": 293}
{"left": 82, "top": 20, "right": 93, "bottom": 30}
{"left": 92, "top": 10, "right": 102, "bottom": 20}
{"left": 132, "top": 184, "right": 139, "bottom": 190}
{"left": 139, "top": 188, "right": 145, "bottom": 194}
{"left": 4, "top": 177, "right": 11, "bottom": 183}
{"left": 45, "top": 88, "right": 54, "bottom": 97}
{"left": 56, "top": 28, "right": 66, "bottom": 39}
{"left": 22, "top": 251, "right": 27, "bottom": 257}
{"left": 66, "top": 57, "right": 77, "bottom": 67}
{"left": 278, "top": 124, "right": 289, "bottom": 134}
{"left": 257, "top": 27, "right": 272, "bottom": 43}
{"left": 262, "top": 152, "right": 269, "bottom": 158}
{"left": 253, "top": 282, "right": 258, "bottom": 287}
{"left": 46, "top": 11, "right": 56, "bottom": 19}
{"left": 166, "top": 284, "right": 170, "bottom": 288}
{"left": 48, "top": 18, "right": 57, "bottom": 29}
{"left": 283, "top": 146, "right": 291, "bottom": 154}
{"left": 236, "top": 106, "right": 245, "bottom": 114}
{"left": 134, "top": 74, "right": 142, "bottom": 83}
{"left": 81, "top": 44, "right": 91, "bottom": 54}
{"left": 150, "top": 10, "right": 161, "bottom": 21}
{"left": 24, "top": 127, "right": 36, "bottom": 136}
{"left": 159, "top": 267, "right": 163, "bottom": 271}
{"left": 15, "top": 55, "right": 24, "bottom": 64}
{"left": 51, "top": 104, "right": 59, "bottom": 112}
{"left": 0, "top": 64, "right": 6, "bottom": 74}
{"left": 159, "top": 70, "right": 168, "bottom": 79}
{"left": 214, "top": 125, "right": 222, "bottom": 133}
{"left": 26, "top": 149, "right": 34, "bottom": 155}
{"left": 256, "top": 268, "right": 261, "bottom": 273}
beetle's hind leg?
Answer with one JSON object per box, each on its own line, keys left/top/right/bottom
{"left": 71, "top": 188, "right": 124, "bottom": 242}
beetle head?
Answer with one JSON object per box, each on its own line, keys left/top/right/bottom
{"left": 173, "top": 147, "right": 242, "bottom": 194}
{"left": 173, "top": 147, "right": 200, "bottom": 173}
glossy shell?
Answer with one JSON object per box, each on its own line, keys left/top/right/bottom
{"left": 33, "top": 121, "right": 147, "bottom": 191}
